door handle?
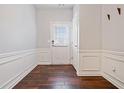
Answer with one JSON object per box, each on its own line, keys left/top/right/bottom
{"left": 52, "top": 40, "right": 54, "bottom": 44}
{"left": 52, "top": 40, "right": 55, "bottom": 47}
{"left": 75, "top": 45, "right": 78, "bottom": 47}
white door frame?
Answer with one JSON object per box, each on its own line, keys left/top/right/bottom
{"left": 50, "top": 21, "right": 72, "bottom": 64}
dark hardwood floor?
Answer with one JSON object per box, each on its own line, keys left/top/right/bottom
{"left": 13, "top": 65, "right": 118, "bottom": 89}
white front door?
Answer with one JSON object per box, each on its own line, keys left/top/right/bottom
{"left": 51, "top": 22, "right": 71, "bottom": 64}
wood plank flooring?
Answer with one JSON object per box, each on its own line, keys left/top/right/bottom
{"left": 13, "top": 65, "right": 118, "bottom": 89}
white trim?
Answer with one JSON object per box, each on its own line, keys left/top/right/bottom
{"left": 0, "top": 49, "right": 38, "bottom": 89}
{"left": 77, "top": 50, "right": 101, "bottom": 76}
{"left": 39, "top": 61, "right": 50, "bottom": 63}
{"left": 50, "top": 21, "right": 72, "bottom": 65}
{"left": 79, "top": 50, "right": 102, "bottom": 53}
{"left": 102, "top": 72, "right": 124, "bottom": 89}
{"left": 37, "top": 48, "right": 49, "bottom": 53}
{"left": 80, "top": 55, "right": 101, "bottom": 71}
{"left": 101, "top": 50, "right": 124, "bottom": 89}
{"left": 77, "top": 71, "right": 101, "bottom": 76}
{"left": 0, "top": 50, "right": 36, "bottom": 65}
{"left": 81, "top": 69, "right": 100, "bottom": 71}
{"left": 102, "top": 50, "right": 124, "bottom": 56}
{"left": 0, "top": 49, "right": 36, "bottom": 59}
{"left": 1, "top": 49, "right": 124, "bottom": 88}
{"left": 37, "top": 48, "right": 51, "bottom": 65}
{"left": 1, "top": 63, "right": 37, "bottom": 89}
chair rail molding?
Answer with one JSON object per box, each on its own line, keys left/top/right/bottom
{"left": 1, "top": 48, "right": 124, "bottom": 89}
{"left": 0, "top": 49, "right": 38, "bottom": 89}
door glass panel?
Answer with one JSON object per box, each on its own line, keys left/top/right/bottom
{"left": 53, "top": 24, "right": 69, "bottom": 46}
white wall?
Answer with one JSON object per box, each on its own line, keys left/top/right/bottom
{"left": 36, "top": 8, "right": 73, "bottom": 48}
{"left": 0, "top": 5, "right": 37, "bottom": 53}
{"left": 72, "top": 5, "right": 80, "bottom": 72}
{"left": 77, "top": 5, "right": 101, "bottom": 76}
{"left": 79, "top": 5, "right": 101, "bottom": 50}
{"left": 0, "top": 5, "right": 38, "bottom": 88}
{"left": 101, "top": 5, "right": 124, "bottom": 88}
{"left": 102, "top": 5, "right": 124, "bottom": 52}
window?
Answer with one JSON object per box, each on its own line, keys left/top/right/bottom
{"left": 53, "top": 24, "right": 69, "bottom": 46}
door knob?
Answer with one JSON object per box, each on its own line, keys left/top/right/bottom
{"left": 52, "top": 40, "right": 54, "bottom": 44}
{"left": 75, "top": 45, "right": 77, "bottom": 47}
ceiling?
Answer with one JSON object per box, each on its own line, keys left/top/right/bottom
{"left": 35, "top": 4, "right": 73, "bottom": 9}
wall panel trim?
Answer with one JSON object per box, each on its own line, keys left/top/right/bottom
{"left": 78, "top": 50, "right": 101, "bottom": 76}
{"left": 102, "top": 50, "right": 124, "bottom": 89}
{"left": 0, "top": 49, "right": 38, "bottom": 89}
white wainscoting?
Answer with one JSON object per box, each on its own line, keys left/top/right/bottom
{"left": 37, "top": 48, "right": 51, "bottom": 65}
{"left": 77, "top": 50, "right": 101, "bottom": 76}
{"left": 102, "top": 50, "right": 124, "bottom": 89}
{"left": 0, "top": 49, "right": 38, "bottom": 89}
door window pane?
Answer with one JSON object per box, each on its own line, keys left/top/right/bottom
{"left": 54, "top": 25, "right": 69, "bottom": 46}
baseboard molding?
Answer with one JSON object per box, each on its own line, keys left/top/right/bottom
{"left": 0, "top": 49, "right": 38, "bottom": 89}
{"left": 102, "top": 50, "right": 124, "bottom": 89}
{"left": 1, "top": 63, "right": 37, "bottom": 89}
{"left": 38, "top": 62, "right": 51, "bottom": 65}
{"left": 76, "top": 49, "right": 124, "bottom": 89}
{"left": 1, "top": 49, "right": 123, "bottom": 89}
{"left": 77, "top": 71, "right": 101, "bottom": 76}
{"left": 72, "top": 63, "right": 79, "bottom": 73}
{"left": 102, "top": 72, "right": 124, "bottom": 89}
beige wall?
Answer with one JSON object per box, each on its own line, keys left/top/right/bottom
{"left": 79, "top": 5, "right": 101, "bottom": 50}
{"left": 102, "top": 5, "right": 124, "bottom": 52}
